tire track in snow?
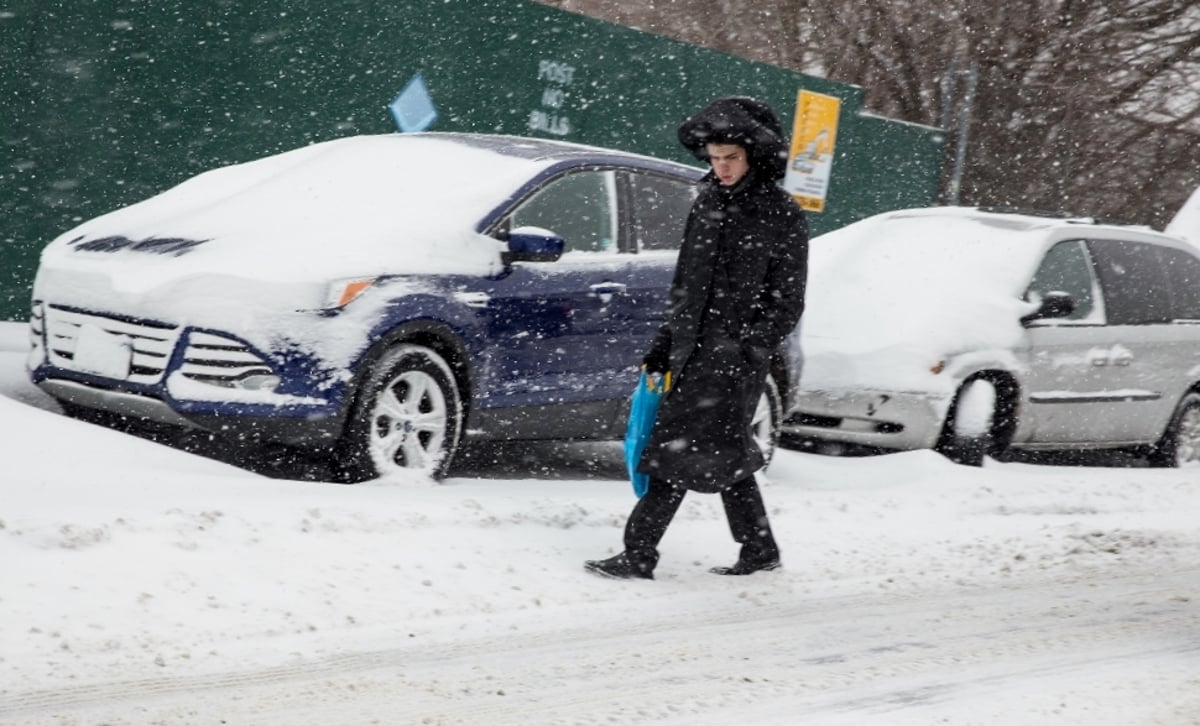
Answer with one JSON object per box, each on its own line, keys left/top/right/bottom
{"left": 2, "top": 567, "right": 1197, "bottom": 724}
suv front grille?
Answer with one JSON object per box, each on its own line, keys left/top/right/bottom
{"left": 180, "top": 331, "right": 274, "bottom": 385}
{"left": 44, "top": 306, "right": 178, "bottom": 384}
{"left": 43, "top": 308, "right": 275, "bottom": 388}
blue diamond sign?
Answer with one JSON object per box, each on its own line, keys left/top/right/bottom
{"left": 389, "top": 73, "right": 438, "bottom": 133}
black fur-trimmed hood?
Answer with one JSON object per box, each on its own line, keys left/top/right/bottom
{"left": 677, "top": 96, "right": 788, "bottom": 181}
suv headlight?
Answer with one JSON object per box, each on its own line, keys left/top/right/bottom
{"left": 324, "top": 278, "right": 377, "bottom": 309}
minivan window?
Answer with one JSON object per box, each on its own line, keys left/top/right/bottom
{"left": 1026, "top": 240, "right": 1101, "bottom": 322}
{"left": 1087, "top": 239, "right": 1171, "bottom": 325}
{"left": 1159, "top": 247, "right": 1200, "bottom": 321}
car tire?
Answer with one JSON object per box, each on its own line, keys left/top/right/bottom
{"left": 1148, "top": 392, "right": 1200, "bottom": 468}
{"left": 753, "top": 374, "right": 783, "bottom": 468}
{"left": 334, "top": 344, "right": 463, "bottom": 482}
{"left": 935, "top": 378, "right": 998, "bottom": 467}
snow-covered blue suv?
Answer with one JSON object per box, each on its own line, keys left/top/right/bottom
{"left": 27, "top": 133, "right": 788, "bottom": 480}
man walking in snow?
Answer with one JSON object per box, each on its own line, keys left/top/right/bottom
{"left": 585, "top": 96, "right": 809, "bottom": 580}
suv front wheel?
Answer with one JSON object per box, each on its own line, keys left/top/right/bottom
{"left": 334, "top": 344, "right": 463, "bottom": 482}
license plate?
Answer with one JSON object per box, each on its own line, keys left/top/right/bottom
{"left": 73, "top": 323, "right": 133, "bottom": 380}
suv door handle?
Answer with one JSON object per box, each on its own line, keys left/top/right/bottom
{"left": 453, "top": 291, "right": 491, "bottom": 308}
{"left": 589, "top": 282, "right": 627, "bottom": 303}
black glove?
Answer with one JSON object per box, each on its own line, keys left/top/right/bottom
{"left": 642, "top": 347, "right": 670, "bottom": 374}
{"left": 642, "top": 327, "right": 671, "bottom": 374}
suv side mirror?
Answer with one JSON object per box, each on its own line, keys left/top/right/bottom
{"left": 503, "top": 226, "right": 565, "bottom": 264}
{"left": 1022, "top": 290, "right": 1076, "bottom": 324}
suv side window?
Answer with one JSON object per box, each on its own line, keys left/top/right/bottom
{"left": 1160, "top": 247, "right": 1200, "bottom": 321}
{"left": 511, "top": 170, "right": 616, "bottom": 253}
{"left": 1026, "top": 240, "right": 1102, "bottom": 322}
{"left": 1087, "top": 239, "right": 1171, "bottom": 325}
{"left": 625, "top": 172, "right": 696, "bottom": 251}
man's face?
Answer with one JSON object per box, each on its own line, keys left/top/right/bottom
{"left": 706, "top": 143, "right": 749, "bottom": 186}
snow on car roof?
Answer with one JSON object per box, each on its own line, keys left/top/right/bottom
{"left": 439, "top": 132, "right": 697, "bottom": 170}
{"left": 41, "top": 133, "right": 650, "bottom": 287}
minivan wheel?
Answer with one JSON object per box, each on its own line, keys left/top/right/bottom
{"left": 334, "top": 344, "right": 463, "bottom": 482}
{"left": 752, "top": 374, "right": 783, "bottom": 468}
{"left": 1148, "top": 393, "right": 1200, "bottom": 468}
{"left": 935, "top": 378, "right": 998, "bottom": 467}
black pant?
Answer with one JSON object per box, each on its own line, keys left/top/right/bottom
{"left": 624, "top": 475, "right": 780, "bottom": 570}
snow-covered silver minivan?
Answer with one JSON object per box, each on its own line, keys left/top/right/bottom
{"left": 784, "top": 207, "right": 1200, "bottom": 467}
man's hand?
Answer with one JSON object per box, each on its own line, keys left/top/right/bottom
{"left": 642, "top": 347, "right": 670, "bottom": 374}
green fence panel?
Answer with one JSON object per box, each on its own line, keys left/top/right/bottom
{"left": 0, "top": 0, "right": 943, "bottom": 322}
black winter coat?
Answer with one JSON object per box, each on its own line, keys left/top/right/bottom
{"left": 637, "top": 169, "right": 808, "bottom": 492}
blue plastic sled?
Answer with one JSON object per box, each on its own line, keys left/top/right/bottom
{"left": 624, "top": 370, "right": 670, "bottom": 498}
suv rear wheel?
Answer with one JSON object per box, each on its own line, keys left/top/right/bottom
{"left": 752, "top": 374, "right": 783, "bottom": 468}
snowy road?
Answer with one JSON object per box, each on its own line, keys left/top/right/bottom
{"left": 2, "top": 324, "right": 1200, "bottom": 725}
{"left": 4, "top": 565, "right": 1197, "bottom": 725}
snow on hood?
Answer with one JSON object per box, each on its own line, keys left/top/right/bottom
{"left": 800, "top": 208, "right": 1049, "bottom": 392}
{"left": 37, "top": 134, "right": 549, "bottom": 293}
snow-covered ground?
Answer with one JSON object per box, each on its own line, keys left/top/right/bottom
{"left": 1, "top": 319, "right": 1198, "bottom": 725}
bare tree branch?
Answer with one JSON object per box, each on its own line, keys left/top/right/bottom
{"left": 535, "top": 0, "right": 1200, "bottom": 228}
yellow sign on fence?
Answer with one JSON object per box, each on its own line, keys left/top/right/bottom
{"left": 784, "top": 89, "right": 841, "bottom": 213}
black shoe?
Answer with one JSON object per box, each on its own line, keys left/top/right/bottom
{"left": 584, "top": 553, "right": 654, "bottom": 580}
{"left": 709, "top": 558, "right": 781, "bottom": 576}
